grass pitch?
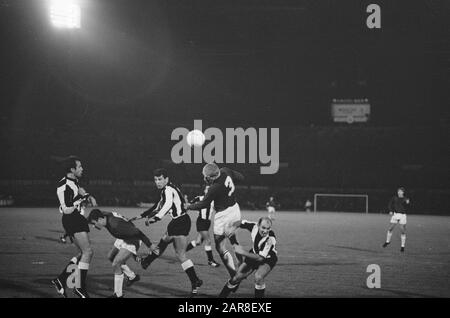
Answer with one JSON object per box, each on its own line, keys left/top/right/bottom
{"left": 0, "top": 208, "right": 449, "bottom": 298}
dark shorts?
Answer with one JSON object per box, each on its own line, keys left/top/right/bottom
{"left": 167, "top": 214, "right": 191, "bottom": 237}
{"left": 196, "top": 217, "right": 211, "bottom": 232}
{"left": 244, "top": 252, "right": 278, "bottom": 270}
{"left": 62, "top": 212, "right": 90, "bottom": 237}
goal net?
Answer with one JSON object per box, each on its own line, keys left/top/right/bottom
{"left": 314, "top": 193, "right": 369, "bottom": 213}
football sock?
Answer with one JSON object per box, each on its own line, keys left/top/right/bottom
{"left": 114, "top": 274, "right": 124, "bottom": 297}
{"left": 78, "top": 262, "right": 89, "bottom": 289}
{"left": 205, "top": 245, "right": 214, "bottom": 261}
{"left": 386, "top": 231, "right": 393, "bottom": 243}
{"left": 401, "top": 234, "right": 406, "bottom": 247}
{"left": 181, "top": 259, "right": 199, "bottom": 285}
{"left": 219, "top": 280, "right": 237, "bottom": 298}
{"left": 255, "top": 283, "right": 266, "bottom": 298}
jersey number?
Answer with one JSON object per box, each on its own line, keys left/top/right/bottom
{"left": 224, "top": 176, "right": 235, "bottom": 196}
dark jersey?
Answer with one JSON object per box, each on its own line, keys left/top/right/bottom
{"left": 141, "top": 182, "right": 186, "bottom": 219}
{"left": 188, "top": 167, "right": 244, "bottom": 212}
{"left": 266, "top": 199, "right": 277, "bottom": 208}
{"left": 388, "top": 196, "right": 410, "bottom": 214}
{"left": 104, "top": 212, "right": 152, "bottom": 248}
{"left": 240, "top": 220, "right": 277, "bottom": 258}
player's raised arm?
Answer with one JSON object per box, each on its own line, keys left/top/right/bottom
{"left": 234, "top": 245, "right": 264, "bottom": 262}
{"left": 239, "top": 220, "right": 257, "bottom": 232}
{"left": 187, "top": 185, "right": 217, "bottom": 210}
{"left": 140, "top": 202, "right": 158, "bottom": 218}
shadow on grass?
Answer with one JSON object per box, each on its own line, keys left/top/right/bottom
{"left": 34, "top": 236, "right": 63, "bottom": 244}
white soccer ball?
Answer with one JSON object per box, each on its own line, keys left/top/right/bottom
{"left": 186, "top": 130, "right": 205, "bottom": 147}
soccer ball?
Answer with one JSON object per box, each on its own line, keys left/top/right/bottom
{"left": 186, "top": 130, "right": 205, "bottom": 147}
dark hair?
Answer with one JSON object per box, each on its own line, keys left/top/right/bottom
{"left": 87, "top": 209, "right": 104, "bottom": 223}
{"left": 153, "top": 168, "right": 169, "bottom": 178}
{"left": 63, "top": 156, "right": 81, "bottom": 173}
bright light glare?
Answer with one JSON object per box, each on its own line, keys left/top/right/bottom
{"left": 50, "top": 0, "right": 81, "bottom": 29}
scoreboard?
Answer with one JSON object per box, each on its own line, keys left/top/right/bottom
{"left": 331, "top": 99, "right": 370, "bottom": 124}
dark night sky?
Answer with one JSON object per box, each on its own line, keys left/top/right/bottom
{"left": 0, "top": 0, "right": 449, "bottom": 127}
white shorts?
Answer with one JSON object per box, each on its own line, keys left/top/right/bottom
{"left": 267, "top": 206, "right": 276, "bottom": 213}
{"left": 390, "top": 213, "right": 407, "bottom": 225}
{"left": 214, "top": 203, "right": 241, "bottom": 236}
{"left": 114, "top": 239, "right": 140, "bottom": 255}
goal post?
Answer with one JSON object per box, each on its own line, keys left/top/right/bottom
{"left": 313, "top": 193, "right": 369, "bottom": 213}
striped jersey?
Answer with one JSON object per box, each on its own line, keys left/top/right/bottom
{"left": 56, "top": 176, "right": 84, "bottom": 215}
{"left": 240, "top": 220, "right": 277, "bottom": 258}
{"left": 152, "top": 182, "right": 186, "bottom": 219}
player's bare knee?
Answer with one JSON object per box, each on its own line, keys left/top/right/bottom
{"left": 111, "top": 258, "right": 123, "bottom": 270}
{"left": 254, "top": 273, "right": 265, "bottom": 285}
{"left": 176, "top": 252, "right": 187, "bottom": 263}
{"left": 83, "top": 246, "right": 94, "bottom": 258}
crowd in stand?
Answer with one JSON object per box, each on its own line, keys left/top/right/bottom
{"left": 0, "top": 120, "right": 448, "bottom": 213}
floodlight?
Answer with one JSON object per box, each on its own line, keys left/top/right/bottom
{"left": 49, "top": 0, "right": 81, "bottom": 29}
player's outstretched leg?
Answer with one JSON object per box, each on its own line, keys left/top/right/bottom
{"left": 140, "top": 237, "right": 170, "bottom": 269}
{"left": 383, "top": 223, "right": 396, "bottom": 248}
{"left": 219, "top": 263, "right": 253, "bottom": 298}
{"left": 174, "top": 236, "right": 203, "bottom": 296}
{"left": 110, "top": 248, "right": 133, "bottom": 298}
{"left": 400, "top": 224, "right": 406, "bottom": 252}
{"left": 205, "top": 245, "right": 220, "bottom": 267}
{"left": 72, "top": 232, "right": 94, "bottom": 298}
{"left": 197, "top": 231, "right": 220, "bottom": 267}
{"left": 108, "top": 246, "right": 139, "bottom": 286}
{"left": 254, "top": 264, "right": 272, "bottom": 298}
{"left": 215, "top": 235, "right": 236, "bottom": 277}
{"left": 228, "top": 234, "right": 243, "bottom": 267}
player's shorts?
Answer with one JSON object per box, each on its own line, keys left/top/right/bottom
{"left": 267, "top": 206, "right": 276, "bottom": 213}
{"left": 390, "top": 213, "right": 407, "bottom": 225}
{"left": 244, "top": 251, "right": 278, "bottom": 270}
{"left": 62, "top": 212, "right": 90, "bottom": 236}
{"left": 167, "top": 214, "right": 191, "bottom": 236}
{"left": 114, "top": 239, "right": 141, "bottom": 255}
{"left": 214, "top": 202, "right": 241, "bottom": 236}
{"left": 196, "top": 217, "right": 211, "bottom": 232}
